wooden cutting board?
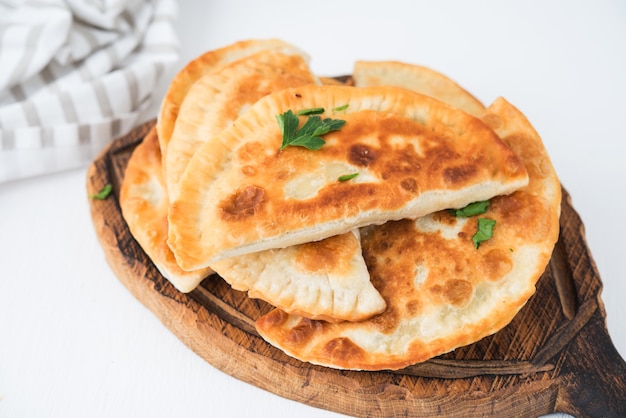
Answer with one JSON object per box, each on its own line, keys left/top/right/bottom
{"left": 87, "top": 119, "right": 626, "bottom": 417}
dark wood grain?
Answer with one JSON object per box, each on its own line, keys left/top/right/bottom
{"left": 87, "top": 119, "right": 626, "bottom": 417}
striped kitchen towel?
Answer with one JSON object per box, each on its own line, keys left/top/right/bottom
{"left": 0, "top": 0, "right": 180, "bottom": 183}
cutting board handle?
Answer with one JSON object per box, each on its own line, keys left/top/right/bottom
{"left": 88, "top": 118, "right": 626, "bottom": 418}
{"left": 556, "top": 304, "right": 626, "bottom": 416}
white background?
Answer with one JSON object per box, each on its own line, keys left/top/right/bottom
{"left": 1, "top": 1, "right": 625, "bottom": 417}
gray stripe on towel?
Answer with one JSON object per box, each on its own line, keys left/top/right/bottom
{"left": 7, "top": 25, "right": 44, "bottom": 87}
{"left": 93, "top": 80, "right": 113, "bottom": 118}
{"left": 123, "top": 68, "right": 139, "bottom": 108}
{"left": 58, "top": 91, "right": 79, "bottom": 124}
{"left": 21, "top": 100, "right": 42, "bottom": 127}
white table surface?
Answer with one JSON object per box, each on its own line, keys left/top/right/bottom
{"left": 1, "top": 1, "right": 625, "bottom": 417}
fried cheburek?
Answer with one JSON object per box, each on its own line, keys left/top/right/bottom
{"left": 120, "top": 40, "right": 560, "bottom": 370}
{"left": 168, "top": 85, "right": 528, "bottom": 269}
{"left": 255, "top": 97, "right": 560, "bottom": 370}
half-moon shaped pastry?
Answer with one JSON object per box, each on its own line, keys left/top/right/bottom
{"left": 211, "top": 229, "right": 386, "bottom": 322}
{"left": 168, "top": 85, "right": 529, "bottom": 269}
{"left": 156, "top": 38, "right": 310, "bottom": 172}
{"left": 353, "top": 60, "right": 485, "bottom": 117}
{"left": 255, "top": 97, "right": 561, "bottom": 370}
{"left": 119, "top": 127, "right": 213, "bottom": 292}
{"left": 165, "top": 49, "right": 318, "bottom": 200}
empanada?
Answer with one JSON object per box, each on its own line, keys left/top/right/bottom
{"left": 168, "top": 85, "right": 529, "bottom": 269}
{"left": 353, "top": 60, "right": 485, "bottom": 117}
{"left": 165, "top": 50, "right": 318, "bottom": 200}
{"left": 162, "top": 53, "right": 384, "bottom": 321}
{"left": 157, "top": 38, "right": 310, "bottom": 171}
{"left": 211, "top": 229, "right": 386, "bottom": 322}
{"left": 119, "top": 127, "right": 213, "bottom": 292}
{"left": 255, "top": 97, "right": 561, "bottom": 370}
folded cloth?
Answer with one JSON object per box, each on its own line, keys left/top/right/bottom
{"left": 0, "top": 0, "right": 179, "bottom": 183}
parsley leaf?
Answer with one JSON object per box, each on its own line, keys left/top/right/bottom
{"left": 450, "top": 200, "right": 490, "bottom": 217}
{"left": 277, "top": 109, "right": 346, "bottom": 151}
{"left": 338, "top": 173, "right": 359, "bottom": 182}
{"left": 333, "top": 104, "right": 349, "bottom": 111}
{"left": 90, "top": 183, "right": 113, "bottom": 200}
{"left": 449, "top": 200, "right": 496, "bottom": 248}
{"left": 277, "top": 110, "right": 299, "bottom": 145}
{"left": 297, "top": 107, "right": 325, "bottom": 116}
{"left": 472, "top": 218, "right": 496, "bottom": 249}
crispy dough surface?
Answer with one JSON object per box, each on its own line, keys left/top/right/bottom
{"left": 156, "top": 39, "right": 309, "bottom": 171}
{"left": 255, "top": 97, "right": 561, "bottom": 370}
{"left": 165, "top": 50, "right": 318, "bottom": 201}
{"left": 119, "top": 127, "right": 213, "bottom": 293}
{"left": 211, "top": 229, "right": 386, "bottom": 322}
{"left": 353, "top": 61, "right": 485, "bottom": 117}
{"left": 168, "top": 85, "right": 528, "bottom": 269}
{"left": 161, "top": 49, "right": 383, "bottom": 321}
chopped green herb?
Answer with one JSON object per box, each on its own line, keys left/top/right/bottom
{"left": 333, "top": 104, "right": 349, "bottom": 112}
{"left": 277, "top": 109, "right": 346, "bottom": 151}
{"left": 90, "top": 183, "right": 113, "bottom": 200}
{"left": 297, "top": 107, "right": 325, "bottom": 116}
{"left": 450, "top": 200, "right": 490, "bottom": 217}
{"left": 338, "top": 173, "right": 359, "bottom": 182}
{"left": 472, "top": 218, "right": 496, "bottom": 249}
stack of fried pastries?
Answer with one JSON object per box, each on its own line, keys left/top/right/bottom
{"left": 119, "top": 39, "right": 561, "bottom": 370}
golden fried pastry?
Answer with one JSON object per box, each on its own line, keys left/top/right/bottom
{"left": 255, "top": 97, "right": 561, "bottom": 370}
{"left": 119, "top": 127, "right": 213, "bottom": 292}
{"left": 168, "top": 85, "right": 528, "bottom": 269}
{"left": 353, "top": 60, "right": 485, "bottom": 117}
{"left": 211, "top": 229, "right": 386, "bottom": 322}
{"left": 165, "top": 50, "right": 318, "bottom": 201}
{"left": 159, "top": 45, "right": 384, "bottom": 320}
{"left": 157, "top": 39, "right": 310, "bottom": 172}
